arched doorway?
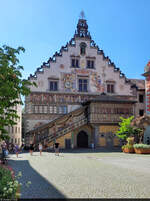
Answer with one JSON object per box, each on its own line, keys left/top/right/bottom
{"left": 77, "top": 131, "right": 88, "bottom": 148}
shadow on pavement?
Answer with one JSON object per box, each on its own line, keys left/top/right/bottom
{"left": 8, "top": 159, "right": 66, "bottom": 199}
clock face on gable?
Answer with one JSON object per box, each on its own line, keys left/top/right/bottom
{"left": 65, "top": 81, "right": 72, "bottom": 88}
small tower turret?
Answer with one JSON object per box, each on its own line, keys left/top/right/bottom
{"left": 74, "top": 11, "right": 91, "bottom": 39}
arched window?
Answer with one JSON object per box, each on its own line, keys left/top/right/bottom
{"left": 80, "top": 42, "right": 86, "bottom": 55}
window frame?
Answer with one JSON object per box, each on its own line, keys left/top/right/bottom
{"left": 139, "top": 94, "right": 144, "bottom": 103}
{"left": 78, "top": 78, "right": 88, "bottom": 92}
{"left": 107, "top": 83, "right": 115, "bottom": 94}
{"left": 80, "top": 42, "right": 86, "bottom": 55}
{"left": 49, "top": 80, "right": 58, "bottom": 91}
{"left": 139, "top": 109, "right": 144, "bottom": 116}
{"left": 71, "top": 58, "right": 79, "bottom": 68}
{"left": 86, "top": 60, "right": 95, "bottom": 69}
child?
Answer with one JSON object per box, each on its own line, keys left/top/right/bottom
{"left": 14, "top": 144, "right": 19, "bottom": 158}
{"left": 38, "top": 143, "right": 43, "bottom": 156}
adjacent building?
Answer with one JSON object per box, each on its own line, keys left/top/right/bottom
{"left": 5, "top": 103, "right": 22, "bottom": 146}
{"left": 24, "top": 14, "right": 145, "bottom": 149}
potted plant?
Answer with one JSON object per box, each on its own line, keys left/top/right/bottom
{"left": 122, "top": 137, "right": 135, "bottom": 153}
{"left": 133, "top": 144, "right": 150, "bottom": 154}
{"left": 122, "top": 144, "right": 135, "bottom": 153}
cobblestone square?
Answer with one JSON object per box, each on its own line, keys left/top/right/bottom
{"left": 8, "top": 150, "right": 150, "bottom": 198}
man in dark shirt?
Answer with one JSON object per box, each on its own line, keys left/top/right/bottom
{"left": 54, "top": 142, "right": 59, "bottom": 156}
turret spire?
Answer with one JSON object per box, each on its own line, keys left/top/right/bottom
{"left": 80, "top": 10, "right": 85, "bottom": 19}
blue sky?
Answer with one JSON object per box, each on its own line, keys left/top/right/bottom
{"left": 0, "top": 0, "right": 150, "bottom": 80}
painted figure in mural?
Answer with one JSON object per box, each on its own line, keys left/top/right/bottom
{"left": 29, "top": 141, "right": 34, "bottom": 156}
{"left": 39, "top": 143, "right": 43, "bottom": 156}
{"left": 54, "top": 142, "right": 59, "bottom": 156}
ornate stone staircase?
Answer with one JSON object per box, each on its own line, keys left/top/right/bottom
{"left": 25, "top": 106, "right": 88, "bottom": 149}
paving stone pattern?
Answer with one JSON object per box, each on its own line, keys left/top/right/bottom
{"left": 8, "top": 150, "right": 150, "bottom": 198}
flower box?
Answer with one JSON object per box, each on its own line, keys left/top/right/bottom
{"left": 134, "top": 148, "right": 150, "bottom": 154}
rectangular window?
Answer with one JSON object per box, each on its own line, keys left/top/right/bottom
{"left": 43, "top": 106, "right": 47, "bottom": 113}
{"left": 49, "top": 106, "right": 53, "bottom": 113}
{"left": 107, "top": 84, "right": 114, "bottom": 93}
{"left": 71, "top": 59, "right": 79, "bottom": 68}
{"left": 35, "top": 106, "right": 39, "bottom": 113}
{"left": 64, "top": 106, "right": 67, "bottom": 114}
{"left": 58, "top": 106, "right": 62, "bottom": 114}
{"left": 139, "top": 94, "right": 144, "bottom": 103}
{"left": 87, "top": 60, "right": 94, "bottom": 69}
{"left": 139, "top": 109, "right": 144, "bottom": 116}
{"left": 49, "top": 81, "right": 58, "bottom": 91}
{"left": 78, "top": 79, "right": 88, "bottom": 92}
{"left": 72, "top": 59, "right": 75, "bottom": 67}
{"left": 54, "top": 106, "right": 57, "bottom": 113}
{"left": 38, "top": 106, "right": 42, "bottom": 113}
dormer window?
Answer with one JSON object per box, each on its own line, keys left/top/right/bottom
{"left": 80, "top": 42, "right": 86, "bottom": 55}
{"left": 86, "top": 57, "right": 95, "bottom": 69}
{"left": 70, "top": 55, "right": 80, "bottom": 68}
{"left": 87, "top": 60, "right": 94, "bottom": 69}
{"left": 106, "top": 81, "right": 115, "bottom": 94}
{"left": 72, "top": 59, "right": 79, "bottom": 68}
{"left": 107, "top": 84, "right": 114, "bottom": 93}
{"left": 50, "top": 81, "right": 58, "bottom": 91}
{"left": 48, "top": 78, "right": 59, "bottom": 91}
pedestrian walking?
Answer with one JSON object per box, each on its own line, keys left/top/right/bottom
{"left": 11, "top": 143, "right": 14, "bottom": 153}
{"left": 14, "top": 143, "right": 19, "bottom": 158}
{"left": 20, "top": 143, "right": 25, "bottom": 152}
{"left": 54, "top": 142, "right": 59, "bottom": 156}
{"left": 38, "top": 143, "right": 43, "bottom": 156}
{"left": 29, "top": 142, "right": 34, "bottom": 156}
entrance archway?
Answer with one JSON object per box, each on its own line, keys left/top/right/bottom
{"left": 77, "top": 131, "right": 88, "bottom": 148}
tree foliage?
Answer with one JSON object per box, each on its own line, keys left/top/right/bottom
{"left": 116, "top": 116, "right": 142, "bottom": 141}
{"left": 0, "top": 45, "right": 35, "bottom": 141}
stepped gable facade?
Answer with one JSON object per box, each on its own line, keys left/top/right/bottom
{"left": 24, "top": 14, "right": 145, "bottom": 149}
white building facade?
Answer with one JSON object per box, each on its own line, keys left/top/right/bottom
{"left": 24, "top": 15, "right": 145, "bottom": 148}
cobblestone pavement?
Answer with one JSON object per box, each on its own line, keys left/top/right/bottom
{"left": 8, "top": 149, "right": 150, "bottom": 198}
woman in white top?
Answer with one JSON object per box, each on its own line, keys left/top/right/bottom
{"left": 38, "top": 143, "right": 43, "bottom": 156}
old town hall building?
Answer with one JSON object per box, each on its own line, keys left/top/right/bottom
{"left": 24, "top": 14, "right": 145, "bottom": 149}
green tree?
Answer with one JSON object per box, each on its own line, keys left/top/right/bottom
{"left": 116, "top": 116, "right": 142, "bottom": 141}
{"left": 0, "top": 45, "right": 35, "bottom": 141}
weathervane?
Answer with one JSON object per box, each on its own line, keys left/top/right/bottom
{"left": 80, "top": 10, "right": 85, "bottom": 19}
